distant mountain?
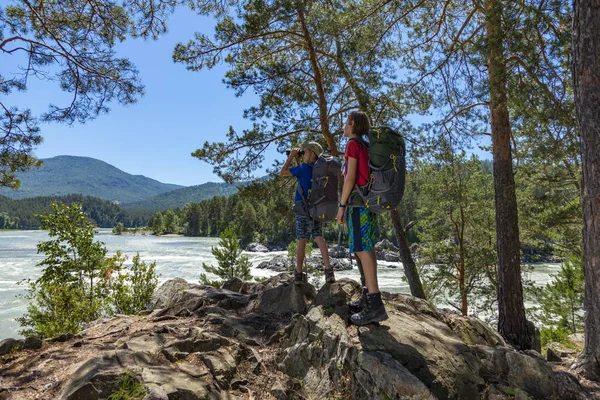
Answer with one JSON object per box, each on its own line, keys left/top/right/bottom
{"left": 121, "top": 182, "right": 240, "bottom": 212}
{"left": 0, "top": 156, "right": 183, "bottom": 203}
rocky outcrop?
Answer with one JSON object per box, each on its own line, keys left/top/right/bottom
{"left": 0, "top": 275, "right": 594, "bottom": 400}
{"left": 375, "top": 239, "right": 401, "bottom": 263}
{"left": 329, "top": 245, "right": 349, "bottom": 259}
{"left": 257, "top": 255, "right": 352, "bottom": 272}
{"left": 246, "top": 243, "right": 269, "bottom": 252}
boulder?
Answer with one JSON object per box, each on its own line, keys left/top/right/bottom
{"left": 247, "top": 243, "right": 269, "bottom": 252}
{"left": 0, "top": 338, "right": 24, "bottom": 355}
{"left": 256, "top": 255, "right": 291, "bottom": 272}
{"left": 150, "top": 278, "right": 193, "bottom": 309}
{"left": 23, "top": 336, "right": 43, "bottom": 350}
{"left": 60, "top": 350, "right": 220, "bottom": 400}
{"left": 314, "top": 278, "right": 361, "bottom": 321}
{"left": 375, "top": 239, "right": 399, "bottom": 252}
{"left": 0, "top": 272, "right": 593, "bottom": 400}
{"left": 329, "top": 245, "right": 349, "bottom": 259}
{"left": 250, "top": 273, "right": 315, "bottom": 315}
{"left": 154, "top": 284, "right": 252, "bottom": 317}
{"left": 221, "top": 277, "right": 244, "bottom": 293}
{"left": 441, "top": 312, "right": 506, "bottom": 346}
{"left": 546, "top": 347, "right": 562, "bottom": 362}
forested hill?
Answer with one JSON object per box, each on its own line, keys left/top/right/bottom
{"left": 0, "top": 156, "right": 183, "bottom": 203}
{"left": 0, "top": 194, "right": 148, "bottom": 229}
{"left": 121, "top": 182, "right": 241, "bottom": 212}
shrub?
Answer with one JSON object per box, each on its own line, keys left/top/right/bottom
{"left": 200, "top": 228, "right": 253, "bottom": 286}
{"left": 17, "top": 203, "right": 159, "bottom": 338}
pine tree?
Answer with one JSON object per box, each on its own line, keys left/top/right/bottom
{"left": 200, "top": 228, "right": 253, "bottom": 286}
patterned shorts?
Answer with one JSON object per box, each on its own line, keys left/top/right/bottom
{"left": 348, "top": 207, "right": 377, "bottom": 253}
{"left": 295, "top": 214, "right": 323, "bottom": 240}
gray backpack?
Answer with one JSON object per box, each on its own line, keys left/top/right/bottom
{"left": 350, "top": 126, "right": 406, "bottom": 214}
{"left": 294, "top": 154, "right": 341, "bottom": 223}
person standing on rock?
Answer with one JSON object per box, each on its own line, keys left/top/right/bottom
{"left": 337, "top": 111, "right": 388, "bottom": 325}
{"left": 280, "top": 142, "right": 335, "bottom": 285}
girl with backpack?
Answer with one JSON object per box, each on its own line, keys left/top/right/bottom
{"left": 336, "top": 111, "right": 388, "bottom": 325}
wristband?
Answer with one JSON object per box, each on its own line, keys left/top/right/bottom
{"left": 338, "top": 203, "right": 347, "bottom": 208}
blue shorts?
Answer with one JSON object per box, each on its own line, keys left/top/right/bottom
{"left": 295, "top": 214, "right": 323, "bottom": 240}
{"left": 348, "top": 207, "right": 377, "bottom": 253}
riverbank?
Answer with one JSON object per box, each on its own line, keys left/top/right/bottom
{"left": 1, "top": 274, "right": 596, "bottom": 399}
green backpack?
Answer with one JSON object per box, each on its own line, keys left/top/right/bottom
{"left": 349, "top": 126, "right": 406, "bottom": 213}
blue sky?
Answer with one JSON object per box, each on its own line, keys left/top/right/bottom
{"left": 5, "top": 5, "right": 491, "bottom": 187}
{"left": 7, "top": 8, "right": 268, "bottom": 187}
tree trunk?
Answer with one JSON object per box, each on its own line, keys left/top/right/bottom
{"left": 485, "top": 0, "right": 534, "bottom": 350}
{"left": 572, "top": 0, "right": 600, "bottom": 380}
{"left": 390, "top": 209, "right": 426, "bottom": 299}
{"left": 297, "top": 7, "right": 338, "bottom": 155}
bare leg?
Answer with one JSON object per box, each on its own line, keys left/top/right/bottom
{"left": 355, "top": 256, "right": 366, "bottom": 287}
{"left": 296, "top": 239, "right": 307, "bottom": 273}
{"left": 355, "top": 251, "right": 379, "bottom": 293}
{"left": 314, "top": 236, "right": 331, "bottom": 270}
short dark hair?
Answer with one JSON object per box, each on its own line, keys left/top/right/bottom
{"left": 347, "top": 111, "right": 371, "bottom": 136}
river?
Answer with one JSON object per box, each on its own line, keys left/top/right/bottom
{"left": 0, "top": 229, "right": 562, "bottom": 340}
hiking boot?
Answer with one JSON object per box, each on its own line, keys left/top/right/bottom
{"left": 350, "top": 292, "right": 388, "bottom": 326}
{"left": 324, "top": 269, "right": 335, "bottom": 283}
{"left": 294, "top": 271, "right": 306, "bottom": 285}
{"left": 348, "top": 286, "right": 368, "bottom": 314}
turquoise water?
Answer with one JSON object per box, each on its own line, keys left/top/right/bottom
{"left": 0, "top": 229, "right": 561, "bottom": 340}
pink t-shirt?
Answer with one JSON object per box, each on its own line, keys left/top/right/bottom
{"left": 344, "top": 139, "right": 370, "bottom": 187}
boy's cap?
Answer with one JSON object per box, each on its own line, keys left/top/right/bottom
{"left": 302, "top": 142, "right": 323, "bottom": 156}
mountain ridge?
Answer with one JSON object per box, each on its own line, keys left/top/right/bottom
{"left": 0, "top": 155, "right": 184, "bottom": 203}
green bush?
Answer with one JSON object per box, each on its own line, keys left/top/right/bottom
{"left": 17, "top": 203, "right": 159, "bottom": 338}
{"left": 108, "top": 373, "right": 146, "bottom": 400}
{"left": 540, "top": 326, "right": 572, "bottom": 348}
{"left": 111, "top": 253, "right": 159, "bottom": 315}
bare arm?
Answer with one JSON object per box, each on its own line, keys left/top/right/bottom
{"left": 336, "top": 156, "right": 358, "bottom": 224}
{"left": 280, "top": 149, "right": 300, "bottom": 176}
{"left": 340, "top": 157, "right": 358, "bottom": 205}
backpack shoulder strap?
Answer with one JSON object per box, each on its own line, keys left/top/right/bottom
{"left": 349, "top": 137, "right": 369, "bottom": 149}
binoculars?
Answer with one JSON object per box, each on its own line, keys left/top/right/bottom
{"left": 286, "top": 150, "right": 305, "bottom": 156}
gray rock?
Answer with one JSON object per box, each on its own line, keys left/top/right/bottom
{"left": 23, "top": 336, "right": 43, "bottom": 350}
{"left": 257, "top": 255, "right": 291, "bottom": 272}
{"left": 49, "top": 332, "right": 74, "bottom": 342}
{"left": 157, "top": 285, "right": 251, "bottom": 317}
{"left": 376, "top": 249, "right": 400, "bottom": 262}
{"left": 143, "top": 384, "right": 169, "bottom": 400}
{"left": 150, "top": 278, "right": 193, "bottom": 309}
{"left": 375, "top": 239, "right": 399, "bottom": 252}
{"left": 553, "top": 370, "right": 588, "bottom": 400}
{"left": 384, "top": 252, "right": 400, "bottom": 262}
{"left": 505, "top": 351, "right": 557, "bottom": 398}
{"left": 0, "top": 338, "right": 24, "bottom": 355}
{"left": 250, "top": 273, "right": 314, "bottom": 315}
{"left": 328, "top": 245, "right": 349, "bottom": 259}
{"left": 221, "top": 277, "right": 243, "bottom": 292}
{"left": 441, "top": 312, "right": 506, "bottom": 346}
{"left": 199, "top": 348, "right": 237, "bottom": 389}
{"left": 247, "top": 243, "right": 269, "bottom": 252}
{"left": 61, "top": 350, "right": 218, "bottom": 400}
{"left": 314, "top": 278, "right": 361, "bottom": 320}
{"left": 353, "top": 351, "right": 435, "bottom": 400}
{"left": 270, "top": 381, "right": 287, "bottom": 400}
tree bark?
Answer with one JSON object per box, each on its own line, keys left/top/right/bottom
{"left": 572, "top": 0, "right": 600, "bottom": 380}
{"left": 390, "top": 209, "right": 427, "bottom": 299}
{"left": 485, "top": 0, "right": 534, "bottom": 350}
